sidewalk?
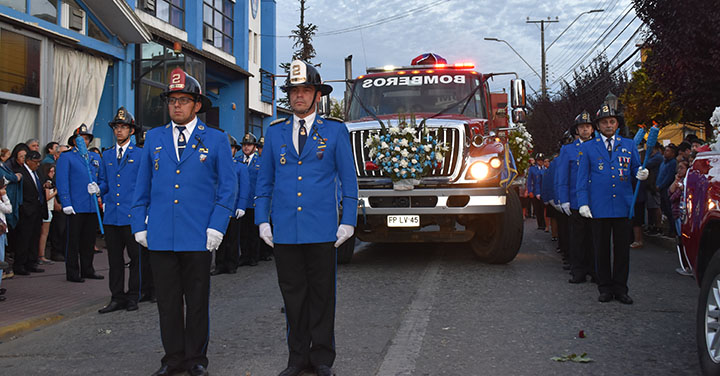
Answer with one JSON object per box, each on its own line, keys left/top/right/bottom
{"left": 0, "top": 239, "right": 110, "bottom": 341}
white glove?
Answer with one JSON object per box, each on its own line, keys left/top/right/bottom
{"left": 334, "top": 224, "right": 355, "bottom": 248}
{"left": 235, "top": 209, "right": 245, "bottom": 219}
{"left": 259, "top": 222, "right": 274, "bottom": 247}
{"left": 102, "top": 203, "right": 106, "bottom": 212}
{"left": 87, "top": 182, "right": 100, "bottom": 195}
{"left": 206, "top": 228, "right": 223, "bottom": 251}
{"left": 62, "top": 206, "right": 76, "bottom": 215}
{"left": 636, "top": 167, "right": 649, "bottom": 181}
{"left": 579, "top": 205, "right": 593, "bottom": 218}
{"left": 536, "top": 194, "right": 541, "bottom": 201}
{"left": 551, "top": 201, "right": 560, "bottom": 211}
{"left": 134, "top": 230, "right": 148, "bottom": 248}
{"left": 561, "top": 202, "right": 572, "bottom": 216}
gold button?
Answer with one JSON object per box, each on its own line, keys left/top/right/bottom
{"left": 128, "top": 214, "right": 131, "bottom": 217}
{"left": 613, "top": 194, "right": 616, "bottom": 197}
{"left": 176, "top": 169, "right": 180, "bottom": 174}
{"left": 297, "top": 192, "right": 302, "bottom": 197}
{"left": 611, "top": 167, "right": 614, "bottom": 170}
{"left": 117, "top": 174, "right": 120, "bottom": 177}
{"left": 612, "top": 184, "right": 615, "bottom": 187}
{"left": 298, "top": 161, "right": 302, "bottom": 165}
{"left": 175, "top": 184, "right": 179, "bottom": 189}
{"left": 117, "top": 184, "right": 120, "bottom": 187}
{"left": 116, "top": 203, "right": 120, "bottom": 206}
{"left": 298, "top": 176, "right": 302, "bottom": 181}
{"left": 174, "top": 199, "right": 179, "bottom": 204}
{"left": 297, "top": 207, "right": 302, "bottom": 211}
{"left": 116, "top": 193, "right": 120, "bottom": 197}
{"left": 612, "top": 175, "right": 615, "bottom": 178}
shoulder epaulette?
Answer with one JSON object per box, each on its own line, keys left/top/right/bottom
{"left": 270, "top": 118, "right": 288, "bottom": 126}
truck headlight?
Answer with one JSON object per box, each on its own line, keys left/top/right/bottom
{"left": 489, "top": 157, "right": 502, "bottom": 169}
{"left": 469, "top": 162, "right": 489, "bottom": 180}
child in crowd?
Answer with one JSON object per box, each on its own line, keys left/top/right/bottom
{"left": 0, "top": 177, "right": 12, "bottom": 301}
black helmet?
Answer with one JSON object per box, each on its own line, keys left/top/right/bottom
{"left": 258, "top": 136, "right": 265, "bottom": 148}
{"left": 535, "top": 152, "right": 545, "bottom": 160}
{"left": 595, "top": 103, "right": 622, "bottom": 123}
{"left": 570, "top": 110, "right": 594, "bottom": 135}
{"left": 280, "top": 60, "right": 333, "bottom": 96}
{"left": 229, "top": 135, "right": 240, "bottom": 149}
{"left": 108, "top": 106, "right": 136, "bottom": 131}
{"left": 241, "top": 133, "right": 258, "bottom": 145}
{"left": 160, "top": 68, "right": 212, "bottom": 114}
{"left": 68, "top": 123, "right": 94, "bottom": 146}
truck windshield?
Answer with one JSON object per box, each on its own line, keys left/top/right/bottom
{"left": 346, "top": 73, "right": 486, "bottom": 121}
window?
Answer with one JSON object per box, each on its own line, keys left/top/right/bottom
{"left": 0, "top": 0, "right": 26, "bottom": 12}
{"left": 88, "top": 17, "right": 109, "bottom": 42}
{"left": 0, "top": 29, "right": 41, "bottom": 98}
{"left": 31, "top": 0, "right": 58, "bottom": 24}
{"left": 203, "top": 0, "right": 233, "bottom": 54}
{"left": 248, "top": 112, "right": 263, "bottom": 138}
{"left": 143, "top": 0, "right": 184, "bottom": 30}
{"left": 260, "top": 69, "right": 274, "bottom": 104}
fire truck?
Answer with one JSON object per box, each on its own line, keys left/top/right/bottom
{"left": 334, "top": 53, "right": 528, "bottom": 264}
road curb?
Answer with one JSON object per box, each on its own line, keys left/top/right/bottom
{"left": 0, "top": 313, "right": 65, "bottom": 341}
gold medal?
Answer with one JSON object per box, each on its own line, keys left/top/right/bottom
{"left": 598, "top": 163, "right": 604, "bottom": 171}
{"left": 280, "top": 155, "right": 286, "bottom": 165}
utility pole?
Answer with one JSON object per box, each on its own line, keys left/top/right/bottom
{"left": 526, "top": 17, "right": 558, "bottom": 98}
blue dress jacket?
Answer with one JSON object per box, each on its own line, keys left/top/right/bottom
{"left": 541, "top": 160, "right": 557, "bottom": 204}
{"left": 255, "top": 116, "right": 359, "bottom": 244}
{"left": 99, "top": 144, "right": 142, "bottom": 226}
{"left": 244, "top": 153, "right": 261, "bottom": 209}
{"left": 555, "top": 139, "right": 585, "bottom": 209}
{"left": 234, "top": 160, "right": 250, "bottom": 211}
{"left": 131, "top": 119, "right": 237, "bottom": 251}
{"left": 527, "top": 164, "right": 544, "bottom": 196}
{"left": 576, "top": 135, "right": 641, "bottom": 218}
{"left": 56, "top": 148, "right": 101, "bottom": 213}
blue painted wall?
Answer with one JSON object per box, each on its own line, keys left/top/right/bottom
{"left": 93, "top": 68, "right": 115, "bottom": 148}
{"left": 261, "top": 0, "right": 277, "bottom": 128}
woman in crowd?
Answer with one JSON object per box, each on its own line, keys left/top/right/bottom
{"left": 38, "top": 163, "right": 57, "bottom": 265}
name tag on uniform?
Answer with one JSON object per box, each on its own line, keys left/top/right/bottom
{"left": 128, "top": 159, "right": 134, "bottom": 163}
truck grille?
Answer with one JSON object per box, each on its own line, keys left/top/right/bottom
{"left": 349, "top": 128, "right": 463, "bottom": 179}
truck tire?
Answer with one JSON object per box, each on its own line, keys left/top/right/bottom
{"left": 697, "top": 251, "right": 720, "bottom": 375}
{"left": 469, "top": 188, "right": 523, "bottom": 264}
{"left": 337, "top": 235, "right": 356, "bottom": 264}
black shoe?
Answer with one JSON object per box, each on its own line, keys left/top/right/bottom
{"left": 0, "top": 287, "right": 6, "bottom": 295}
{"left": 82, "top": 273, "right": 104, "bottom": 280}
{"left": 210, "top": 269, "right": 224, "bottom": 276}
{"left": 226, "top": 268, "right": 237, "bottom": 274}
{"left": 260, "top": 256, "right": 273, "bottom": 261}
{"left": 0, "top": 295, "right": 6, "bottom": 302}
{"left": 568, "top": 275, "right": 586, "bottom": 284}
{"left": 50, "top": 254, "right": 65, "bottom": 262}
{"left": 27, "top": 266, "right": 45, "bottom": 273}
{"left": 315, "top": 365, "right": 334, "bottom": 376}
{"left": 14, "top": 268, "right": 30, "bottom": 276}
{"left": 67, "top": 276, "right": 85, "bottom": 283}
{"left": 126, "top": 301, "right": 139, "bottom": 311}
{"left": 150, "top": 365, "right": 183, "bottom": 376}
{"left": 278, "top": 366, "right": 307, "bottom": 376}
{"left": 188, "top": 364, "right": 209, "bottom": 376}
{"left": 598, "top": 293, "right": 613, "bottom": 302}
{"left": 615, "top": 294, "right": 634, "bottom": 305}
{"left": 98, "top": 300, "right": 126, "bottom": 314}
{"left": 240, "top": 259, "right": 258, "bottom": 266}
{"left": 139, "top": 294, "right": 156, "bottom": 303}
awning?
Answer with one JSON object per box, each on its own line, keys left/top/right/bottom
{"left": 83, "top": 0, "right": 151, "bottom": 44}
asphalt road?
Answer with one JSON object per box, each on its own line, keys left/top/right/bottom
{"left": 0, "top": 218, "right": 701, "bottom": 375}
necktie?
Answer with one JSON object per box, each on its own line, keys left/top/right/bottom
{"left": 117, "top": 147, "right": 123, "bottom": 162}
{"left": 33, "top": 171, "right": 42, "bottom": 200}
{"left": 176, "top": 126, "right": 187, "bottom": 159}
{"left": 606, "top": 138, "right": 612, "bottom": 158}
{"left": 298, "top": 119, "right": 307, "bottom": 155}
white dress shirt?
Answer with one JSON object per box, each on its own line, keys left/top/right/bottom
{"left": 600, "top": 134, "right": 615, "bottom": 153}
{"left": 116, "top": 141, "right": 129, "bottom": 160}
{"left": 172, "top": 116, "right": 198, "bottom": 160}
{"left": 23, "top": 163, "right": 39, "bottom": 191}
{"left": 292, "top": 111, "right": 316, "bottom": 154}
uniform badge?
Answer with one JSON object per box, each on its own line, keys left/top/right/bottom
{"left": 317, "top": 150, "right": 324, "bottom": 160}
{"left": 198, "top": 125, "right": 205, "bottom": 130}
{"left": 598, "top": 163, "right": 604, "bottom": 171}
{"left": 280, "top": 144, "right": 287, "bottom": 165}
{"left": 154, "top": 158, "right": 159, "bottom": 170}
{"left": 128, "top": 159, "right": 134, "bottom": 163}
{"left": 92, "top": 160, "right": 99, "bottom": 167}
{"left": 199, "top": 153, "right": 207, "bottom": 162}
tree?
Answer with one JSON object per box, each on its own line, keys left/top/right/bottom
{"left": 330, "top": 98, "right": 344, "bottom": 120}
{"left": 633, "top": 0, "right": 720, "bottom": 135}
{"left": 620, "top": 68, "right": 682, "bottom": 127}
{"left": 278, "top": 0, "right": 320, "bottom": 107}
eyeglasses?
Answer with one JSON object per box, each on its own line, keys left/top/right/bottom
{"left": 166, "top": 97, "right": 196, "bottom": 106}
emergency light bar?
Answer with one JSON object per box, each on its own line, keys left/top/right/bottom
{"left": 367, "top": 62, "right": 475, "bottom": 73}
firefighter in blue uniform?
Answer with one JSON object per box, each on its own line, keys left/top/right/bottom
{"left": 527, "top": 155, "right": 546, "bottom": 230}
{"left": 238, "top": 133, "right": 263, "bottom": 266}
{"left": 255, "top": 60, "right": 358, "bottom": 376}
{"left": 56, "top": 124, "right": 104, "bottom": 283}
{"left": 556, "top": 111, "right": 597, "bottom": 284}
{"left": 213, "top": 135, "right": 249, "bottom": 275}
{"left": 97, "top": 107, "right": 143, "bottom": 313}
{"left": 131, "top": 68, "right": 237, "bottom": 376}
{"left": 577, "top": 105, "right": 649, "bottom": 304}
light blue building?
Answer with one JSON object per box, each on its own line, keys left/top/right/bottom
{"left": 0, "top": 0, "right": 277, "bottom": 150}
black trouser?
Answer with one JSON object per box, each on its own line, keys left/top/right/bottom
{"left": 275, "top": 242, "right": 337, "bottom": 368}
{"left": 65, "top": 213, "right": 97, "bottom": 280}
{"left": 150, "top": 251, "right": 211, "bottom": 370}
{"left": 591, "top": 217, "right": 631, "bottom": 295}
{"left": 240, "top": 208, "right": 259, "bottom": 263}
{"left": 532, "top": 197, "right": 546, "bottom": 228}
{"left": 104, "top": 225, "right": 140, "bottom": 303}
{"left": 660, "top": 187, "right": 675, "bottom": 235}
{"left": 215, "top": 217, "right": 240, "bottom": 272}
{"left": 140, "top": 245, "right": 154, "bottom": 299}
{"left": 49, "top": 210, "right": 67, "bottom": 259}
{"left": 13, "top": 207, "right": 42, "bottom": 271}
{"left": 556, "top": 209, "right": 570, "bottom": 258}
{"left": 569, "top": 209, "right": 594, "bottom": 278}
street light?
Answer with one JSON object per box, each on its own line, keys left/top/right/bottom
{"left": 605, "top": 92, "right": 618, "bottom": 111}
{"left": 483, "top": 37, "right": 541, "bottom": 79}
{"left": 545, "top": 9, "right": 604, "bottom": 52}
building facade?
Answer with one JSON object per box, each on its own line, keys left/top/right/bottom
{"left": 0, "top": 0, "right": 276, "bottom": 150}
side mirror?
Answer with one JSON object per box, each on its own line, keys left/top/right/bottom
{"left": 512, "top": 108, "right": 527, "bottom": 124}
{"left": 318, "top": 95, "right": 331, "bottom": 116}
{"left": 510, "top": 79, "right": 526, "bottom": 108}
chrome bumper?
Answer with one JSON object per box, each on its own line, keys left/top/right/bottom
{"left": 357, "top": 187, "right": 506, "bottom": 215}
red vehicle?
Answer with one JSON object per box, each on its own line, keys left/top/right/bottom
{"left": 681, "top": 150, "right": 720, "bottom": 374}
{"left": 337, "top": 53, "right": 527, "bottom": 264}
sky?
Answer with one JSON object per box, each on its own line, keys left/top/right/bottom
{"left": 273, "top": 0, "right": 644, "bottom": 102}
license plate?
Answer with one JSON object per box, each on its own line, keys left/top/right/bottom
{"left": 387, "top": 215, "right": 420, "bottom": 228}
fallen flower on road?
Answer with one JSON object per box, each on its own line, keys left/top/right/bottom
{"left": 578, "top": 330, "right": 586, "bottom": 338}
{"left": 551, "top": 353, "right": 593, "bottom": 363}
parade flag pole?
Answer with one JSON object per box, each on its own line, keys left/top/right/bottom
{"left": 75, "top": 135, "right": 104, "bottom": 234}
{"left": 628, "top": 125, "right": 659, "bottom": 219}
